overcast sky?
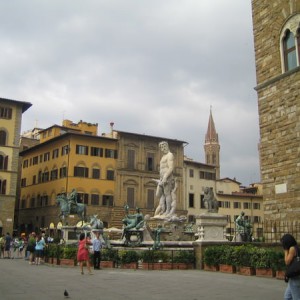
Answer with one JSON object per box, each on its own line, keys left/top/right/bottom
{"left": 0, "top": 0, "right": 260, "bottom": 186}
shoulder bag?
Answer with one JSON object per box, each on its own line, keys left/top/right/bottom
{"left": 285, "top": 247, "right": 300, "bottom": 278}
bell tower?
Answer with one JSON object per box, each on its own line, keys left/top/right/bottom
{"left": 204, "top": 108, "right": 220, "bottom": 179}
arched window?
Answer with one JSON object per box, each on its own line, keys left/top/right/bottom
{"left": 0, "top": 179, "right": 6, "bottom": 194}
{"left": 0, "top": 155, "right": 8, "bottom": 170}
{"left": 0, "top": 130, "right": 6, "bottom": 145}
{"left": 283, "top": 30, "right": 297, "bottom": 71}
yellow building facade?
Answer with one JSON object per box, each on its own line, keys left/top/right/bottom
{"left": 18, "top": 120, "right": 118, "bottom": 233}
{"left": 0, "top": 97, "right": 31, "bottom": 235}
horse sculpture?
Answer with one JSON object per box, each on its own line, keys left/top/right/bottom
{"left": 56, "top": 194, "right": 87, "bottom": 224}
{"left": 89, "top": 214, "right": 104, "bottom": 230}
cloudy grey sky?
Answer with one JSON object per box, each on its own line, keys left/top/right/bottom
{"left": 0, "top": 0, "right": 260, "bottom": 186}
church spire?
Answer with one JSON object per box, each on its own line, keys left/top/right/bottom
{"left": 205, "top": 106, "right": 219, "bottom": 143}
{"left": 204, "top": 107, "right": 220, "bottom": 179}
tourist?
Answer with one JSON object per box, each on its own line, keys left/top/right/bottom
{"left": 4, "top": 232, "right": 12, "bottom": 258}
{"left": 92, "top": 231, "right": 104, "bottom": 270}
{"left": 27, "top": 232, "right": 36, "bottom": 264}
{"left": 35, "top": 234, "right": 46, "bottom": 265}
{"left": 77, "top": 232, "right": 93, "bottom": 275}
{"left": 0, "top": 234, "right": 5, "bottom": 258}
{"left": 281, "top": 233, "right": 300, "bottom": 299}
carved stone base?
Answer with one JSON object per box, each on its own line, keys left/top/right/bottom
{"left": 194, "top": 213, "right": 228, "bottom": 242}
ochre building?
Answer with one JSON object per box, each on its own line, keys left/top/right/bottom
{"left": 0, "top": 97, "right": 32, "bottom": 235}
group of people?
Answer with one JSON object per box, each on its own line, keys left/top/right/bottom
{"left": 0, "top": 232, "right": 25, "bottom": 259}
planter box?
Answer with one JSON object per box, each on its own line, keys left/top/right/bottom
{"left": 60, "top": 259, "right": 75, "bottom": 266}
{"left": 276, "top": 270, "right": 285, "bottom": 280}
{"left": 121, "top": 262, "right": 138, "bottom": 269}
{"left": 237, "top": 266, "right": 255, "bottom": 276}
{"left": 173, "top": 263, "right": 194, "bottom": 270}
{"left": 219, "top": 264, "right": 236, "bottom": 273}
{"left": 255, "top": 268, "right": 275, "bottom": 277}
{"left": 204, "top": 264, "right": 219, "bottom": 272}
{"left": 100, "top": 261, "right": 115, "bottom": 268}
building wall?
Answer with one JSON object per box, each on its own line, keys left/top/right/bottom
{"left": 114, "top": 132, "right": 186, "bottom": 213}
{"left": 184, "top": 160, "right": 263, "bottom": 239}
{"left": 252, "top": 0, "right": 300, "bottom": 221}
{"left": 18, "top": 132, "right": 118, "bottom": 232}
{"left": 0, "top": 98, "right": 31, "bottom": 235}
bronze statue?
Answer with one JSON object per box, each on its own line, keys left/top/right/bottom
{"left": 56, "top": 189, "right": 86, "bottom": 224}
{"left": 121, "top": 205, "right": 144, "bottom": 246}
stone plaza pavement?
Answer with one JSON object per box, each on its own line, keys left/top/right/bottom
{"left": 0, "top": 259, "right": 286, "bottom": 300}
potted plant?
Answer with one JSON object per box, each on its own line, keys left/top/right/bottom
{"left": 251, "top": 248, "right": 275, "bottom": 277}
{"left": 270, "top": 250, "right": 285, "bottom": 279}
{"left": 140, "top": 250, "right": 171, "bottom": 270}
{"left": 233, "top": 244, "right": 256, "bottom": 276}
{"left": 60, "top": 246, "right": 77, "bottom": 266}
{"left": 219, "top": 245, "right": 236, "bottom": 273}
{"left": 203, "top": 246, "right": 222, "bottom": 271}
{"left": 101, "top": 248, "right": 118, "bottom": 268}
{"left": 119, "top": 250, "right": 139, "bottom": 269}
{"left": 173, "top": 250, "right": 195, "bottom": 269}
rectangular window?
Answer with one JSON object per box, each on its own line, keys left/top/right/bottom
{"left": 91, "top": 194, "right": 100, "bottom": 205}
{"left": 127, "top": 149, "right": 135, "bottom": 169}
{"left": 200, "top": 195, "right": 205, "bottom": 208}
{"left": 147, "top": 189, "right": 155, "bottom": 209}
{"left": 189, "top": 169, "right": 194, "bottom": 178}
{"left": 44, "top": 152, "right": 50, "bottom": 161}
{"left": 77, "top": 193, "right": 89, "bottom": 205}
{"left": 243, "top": 202, "right": 251, "bottom": 209}
{"left": 127, "top": 187, "right": 135, "bottom": 208}
{"left": 43, "top": 172, "right": 49, "bottom": 182}
{"left": 61, "top": 145, "right": 69, "bottom": 156}
{"left": 60, "top": 167, "right": 67, "bottom": 178}
{"left": 92, "top": 168, "right": 100, "bottom": 179}
{"left": 32, "top": 175, "right": 36, "bottom": 185}
{"left": 91, "top": 147, "right": 103, "bottom": 157}
{"left": 233, "top": 202, "right": 241, "bottom": 209}
{"left": 219, "top": 201, "right": 230, "bottom": 208}
{"left": 33, "top": 156, "right": 38, "bottom": 165}
{"left": 146, "top": 153, "right": 154, "bottom": 171}
{"left": 106, "top": 170, "right": 114, "bottom": 180}
{"left": 74, "top": 166, "right": 89, "bottom": 178}
{"left": 102, "top": 195, "right": 114, "bottom": 206}
{"left": 52, "top": 148, "right": 59, "bottom": 159}
{"left": 253, "top": 216, "right": 261, "bottom": 223}
{"left": 38, "top": 171, "right": 42, "bottom": 183}
{"left": 0, "top": 106, "right": 12, "bottom": 119}
{"left": 23, "top": 160, "right": 28, "bottom": 168}
{"left": 76, "top": 145, "right": 89, "bottom": 155}
{"left": 188, "top": 193, "right": 194, "bottom": 208}
{"left": 105, "top": 149, "right": 118, "bottom": 159}
{"left": 253, "top": 203, "right": 261, "bottom": 210}
{"left": 199, "top": 171, "right": 216, "bottom": 180}
{"left": 21, "top": 178, "right": 26, "bottom": 187}
{"left": 50, "top": 169, "right": 58, "bottom": 180}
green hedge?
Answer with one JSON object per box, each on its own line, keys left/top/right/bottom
{"left": 203, "top": 244, "right": 285, "bottom": 271}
